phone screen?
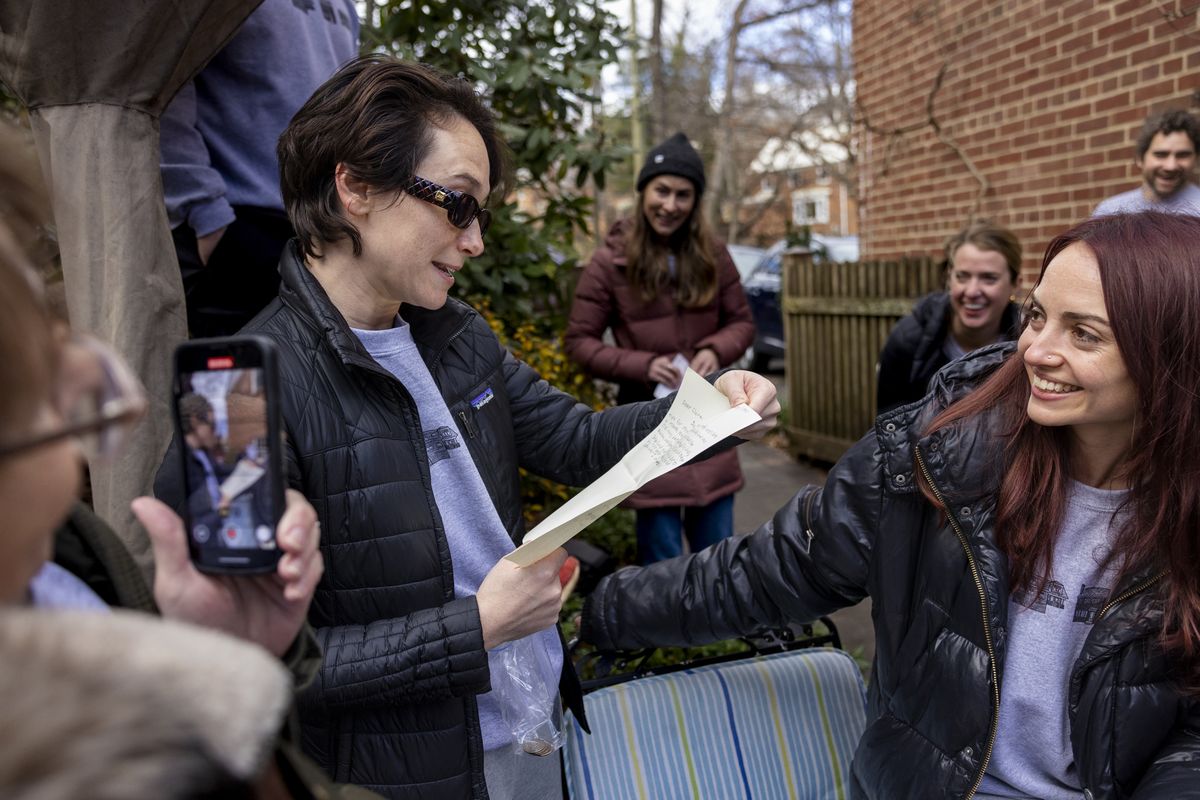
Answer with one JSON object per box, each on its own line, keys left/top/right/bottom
{"left": 175, "top": 341, "right": 282, "bottom": 573}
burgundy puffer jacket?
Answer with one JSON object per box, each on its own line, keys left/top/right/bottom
{"left": 565, "top": 218, "right": 755, "bottom": 508}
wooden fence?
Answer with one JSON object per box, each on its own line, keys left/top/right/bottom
{"left": 783, "top": 251, "right": 943, "bottom": 463}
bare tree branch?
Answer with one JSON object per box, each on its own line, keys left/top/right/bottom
{"left": 739, "top": 176, "right": 786, "bottom": 231}
{"left": 648, "top": 0, "right": 665, "bottom": 140}
{"left": 857, "top": 60, "right": 990, "bottom": 221}
{"left": 743, "top": 0, "right": 835, "bottom": 30}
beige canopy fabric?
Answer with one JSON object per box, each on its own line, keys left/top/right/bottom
{"left": 0, "top": 0, "right": 263, "bottom": 575}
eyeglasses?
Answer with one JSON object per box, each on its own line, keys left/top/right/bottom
{"left": 0, "top": 334, "right": 146, "bottom": 462}
{"left": 404, "top": 176, "right": 492, "bottom": 236}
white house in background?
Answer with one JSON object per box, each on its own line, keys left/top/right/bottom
{"left": 742, "top": 134, "right": 857, "bottom": 243}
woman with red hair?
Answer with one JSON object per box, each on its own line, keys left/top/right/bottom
{"left": 581, "top": 211, "right": 1200, "bottom": 799}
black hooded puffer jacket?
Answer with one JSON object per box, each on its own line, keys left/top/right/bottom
{"left": 583, "top": 344, "right": 1200, "bottom": 799}
{"left": 876, "top": 291, "right": 1022, "bottom": 414}
{"left": 237, "top": 243, "right": 671, "bottom": 798}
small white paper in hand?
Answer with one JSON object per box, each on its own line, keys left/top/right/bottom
{"left": 652, "top": 353, "right": 691, "bottom": 399}
{"left": 506, "top": 368, "right": 760, "bottom": 566}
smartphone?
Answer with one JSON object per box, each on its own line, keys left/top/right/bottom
{"left": 172, "top": 336, "right": 285, "bottom": 574}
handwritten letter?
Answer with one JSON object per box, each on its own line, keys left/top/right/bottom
{"left": 506, "top": 369, "right": 760, "bottom": 566}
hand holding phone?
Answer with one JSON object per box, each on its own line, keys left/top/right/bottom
{"left": 132, "top": 491, "right": 323, "bottom": 658}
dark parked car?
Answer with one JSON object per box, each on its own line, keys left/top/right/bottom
{"left": 741, "top": 235, "right": 860, "bottom": 371}
{"left": 726, "top": 243, "right": 766, "bottom": 281}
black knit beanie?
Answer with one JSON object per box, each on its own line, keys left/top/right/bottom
{"left": 636, "top": 132, "right": 706, "bottom": 196}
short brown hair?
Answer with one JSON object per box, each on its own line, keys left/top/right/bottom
{"left": 178, "top": 393, "right": 213, "bottom": 435}
{"left": 277, "top": 55, "right": 509, "bottom": 261}
{"left": 1135, "top": 108, "right": 1200, "bottom": 160}
{"left": 944, "top": 221, "right": 1021, "bottom": 282}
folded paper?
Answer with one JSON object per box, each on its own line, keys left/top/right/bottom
{"left": 506, "top": 369, "right": 760, "bottom": 566}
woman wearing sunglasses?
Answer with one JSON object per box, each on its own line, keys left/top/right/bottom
{"left": 154, "top": 55, "right": 778, "bottom": 800}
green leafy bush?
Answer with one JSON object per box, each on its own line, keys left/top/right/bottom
{"left": 367, "top": 0, "right": 629, "bottom": 324}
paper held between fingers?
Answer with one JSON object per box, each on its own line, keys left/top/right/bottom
{"left": 652, "top": 353, "right": 690, "bottom": 399}
{"left": 505, "top": 369, "right": 760, "bottom": 566}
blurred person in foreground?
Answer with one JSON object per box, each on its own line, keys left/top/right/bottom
{"left": 0, "top": 119, "right": 375, "bottom": 798}
{"left": 157, "top": 55, "right": 779, "bottom": 799}
{"left": 582, "top": 212, "right": 1200, "bottom": 799}
{"left": 0, "top": 608, "right": 293, "bottom": 799}
{"left": 876, "top": 221, "right": 1023, "bottom": 414}
{"left": 566, "top": 132, "right": 755, "bottom": 565}
{"left": 0, "top": 120, "right": 321, "bottom": 640}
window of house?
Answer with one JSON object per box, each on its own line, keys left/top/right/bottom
{"left": 792, "top": 188, "right": 830, "bottom": 225}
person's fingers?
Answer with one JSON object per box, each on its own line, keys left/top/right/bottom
{"left": 715, "top": 372, "right": 750, "bottom": 406}
{"left": 280, "top": 532, "right": 322, "bottom": 584}
{"left": 277, "top": 489, "right": 319, "bottom": 555}
{"left": 736, "top": 400, "right": 782, "bottom": 439}
{"left": 284, "top": 550, "right": 323, "bottom": 603}
{"left": 689, "top": 350, "right": 717, "bottom": 374}
{"left": 277, "top": 552, "right": 302, "bottom": 581}
{"left": 529, "top": 547, "right": 569, "bottom": 578}
{"left": 745, "top": 375, "right": 779, "bottom": 414}
{"left": 133, "top": 496, "right": 190, "bottom": 579}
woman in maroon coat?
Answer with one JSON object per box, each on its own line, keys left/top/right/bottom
{"left": 566, "top": 132, "right": 755, "bottom": 564}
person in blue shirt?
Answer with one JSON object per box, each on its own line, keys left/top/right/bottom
{"left": 160, "top": 0, "right": 359, "bottom": 337}
{"left": 1092, "top": 109, "right": 1200, "bottom": 217}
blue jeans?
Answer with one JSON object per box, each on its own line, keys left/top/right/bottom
{"left": 635, "top": 494, "right": 735, "bottom": 565}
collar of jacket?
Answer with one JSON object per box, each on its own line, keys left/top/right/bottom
{"left": 276, "top": 239, "right": 476, "bottom": 377}
{"left": 876, "top": 341, "right": 1014, "bottom": 505}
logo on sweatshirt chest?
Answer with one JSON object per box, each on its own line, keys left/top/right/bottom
{"left": 423, "top": 426, "right": 461, "bottom": 465}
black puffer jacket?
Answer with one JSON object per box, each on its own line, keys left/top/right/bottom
{"left": 584, "top": 344, "right": 1200, "bottom": 799}
{"left": 233, "top": 244, "right": 670, "bottom": 798}
{"left": 876, "top": 291, "right": 1021, "bottom": 414}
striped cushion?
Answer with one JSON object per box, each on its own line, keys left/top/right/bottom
{"left": 563, "top": 648, "right": 867, "bottom": 800}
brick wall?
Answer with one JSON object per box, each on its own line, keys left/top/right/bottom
{"left": 853, "top": 0, "right": 1200, "bottom": 282}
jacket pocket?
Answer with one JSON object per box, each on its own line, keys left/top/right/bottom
{"left": 453, "top": 377, "right": 517, "bottom": 525}
{"left": 888, "top": 601, "right": 991, "bottom": 754}
{"left": 893, "top": 597, "right": 949, "bottom": 681}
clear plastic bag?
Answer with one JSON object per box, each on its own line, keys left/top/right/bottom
{"left": 491, "top": 636, "right": 563, "bottom": 756}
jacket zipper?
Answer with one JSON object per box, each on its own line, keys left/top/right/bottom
{"left": 431, "top": 315, "right": 474, "bottom": 369}
{"left": 801, "top": 486, "right": 819, "bottom": 545}
{"left": 913, "top": 446, "right": 998, "bottom": 800}
{"left": 432, "top": 315, "right": 478, "bottom": 442}
{"left": 1095, "top": 571, "right": 1167, "bottom": 622}
{"left": 457, "top": 410, "right": 478, "bottom": 439}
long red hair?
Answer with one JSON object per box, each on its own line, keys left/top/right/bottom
{"left": 923, "top": 211, "right": 1200, "bottom": 686}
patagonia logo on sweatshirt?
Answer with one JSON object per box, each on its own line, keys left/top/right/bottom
{"left": 471, "top": 388, "right": 494, "bottom": 410}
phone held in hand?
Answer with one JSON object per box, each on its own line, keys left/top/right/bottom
{"left": 171, "top": 336, "right": 285, "bottom": 574}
